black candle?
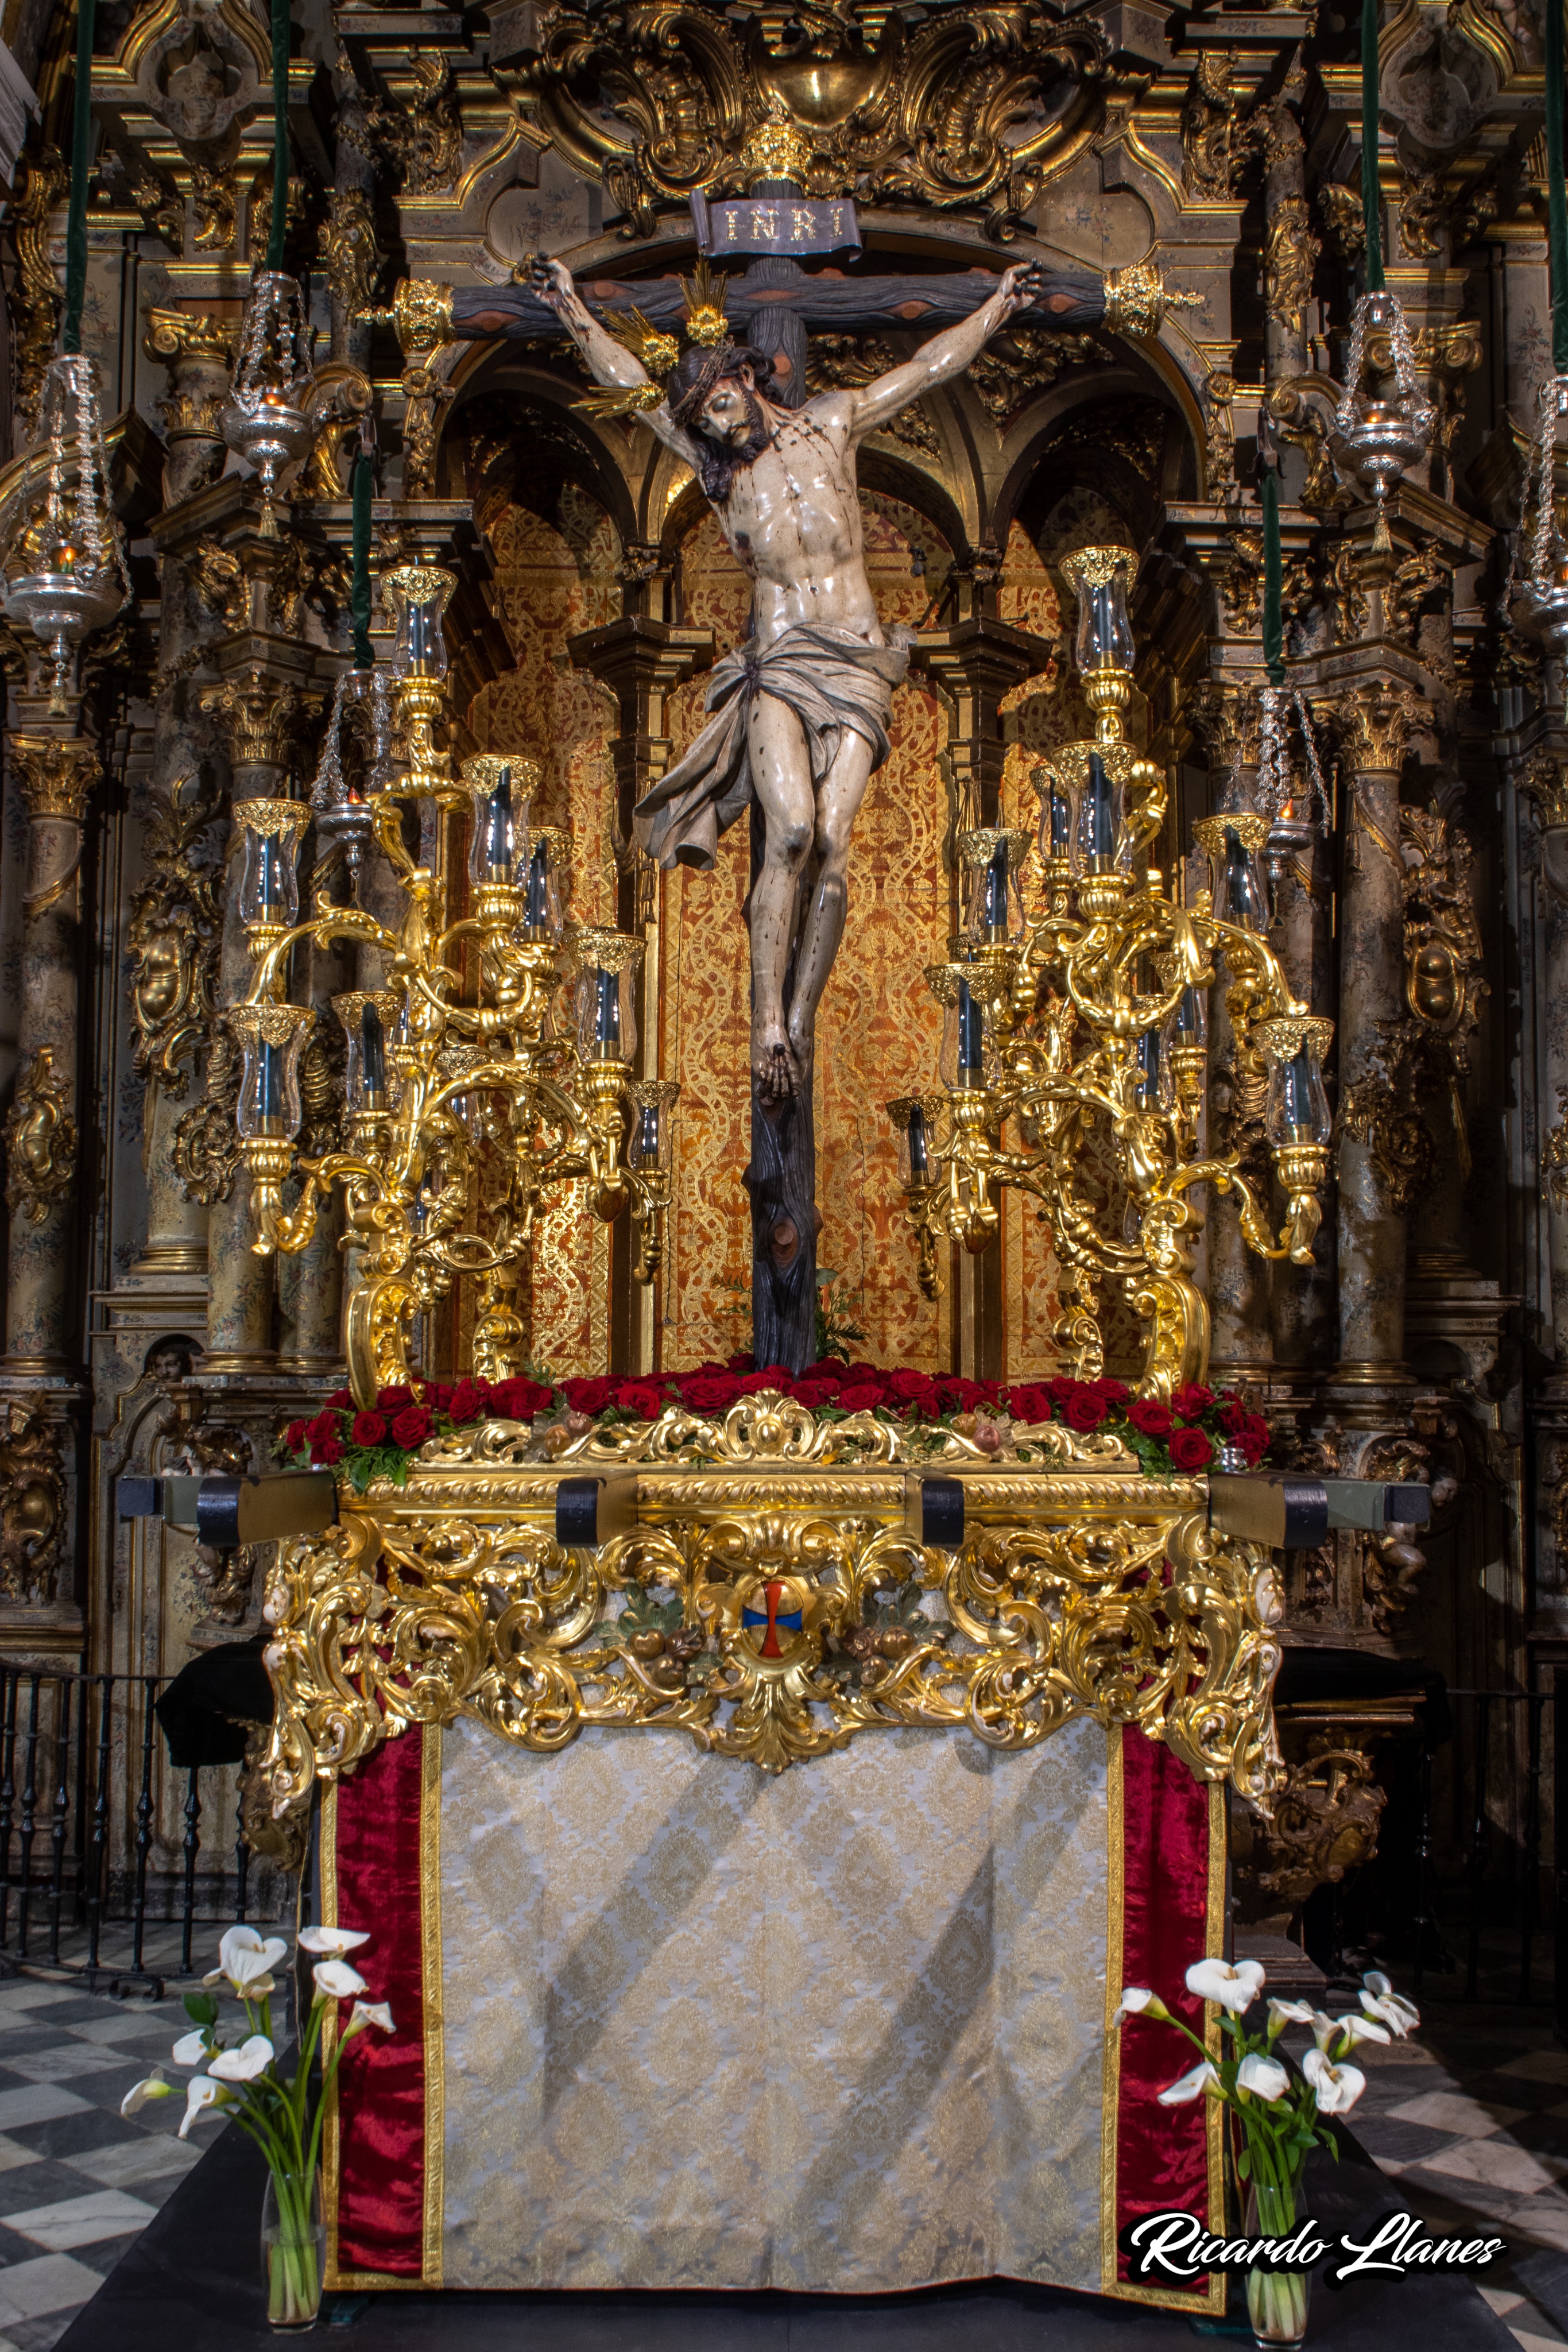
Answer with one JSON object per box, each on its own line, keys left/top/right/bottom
{"left": 1136, "top": 1028, "right": 1160, "bottom": 1106}
{"left": 255, "top": 1039, "right": 282, "bottom": 1128}
{"left": 409, "top": 605, "right": 427, "bottom": 673}
{"left": 482, "top": 767, "right": 512, "bottom": 879}
{"left": 957, "top": 978, "right": 984, "bottom": 1076}
{"left": 595, "top": 967, "right": 621, "bottom": 1055}
{"left": 981, "top": 840, "right": 1010, "bottom": 936}
{"left": 1281, "top": 1042, "right": 1314, "bottom": 1134}
{"left": 1086, "top": 753, "right": 1115, "bottom": 866}
{"left": 1091, "top": 582, "right": 1113, "bottom": 667}
{"left": 361, "top": 1002, "right": 386, "bottom": 1105}
{"left": 257, "top": 831, "right": 287, "bottom": 916}
{"left": 1050, "top": 784, "right": 1072, "bottom": 857}
{"left": 635, "top": 1101, "right": 661, "bottom": 1166}
{"left": 1175, "top": 985, "right": 1203, "bottom": 1042}
{"left": 907, "top": 1102, "right": 930, "bottom": 1182}
{"left": 525, "top": 837, "right": 551, "bottom": 934}
{"left": 1223, "top": 824, "right": 1267, "bottom": 929}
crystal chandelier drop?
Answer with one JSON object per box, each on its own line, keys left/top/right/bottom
{"left": 2, "top": 355, "right": 129, "bottom": 714}
{"left": 221, "top": 270, "right": 315, "bottom": 537}
{"left": 309, "top": 663, "right": 395, "bottom": 893}
{"left": 888, "top": 546, "right": 1332, "bottom": 1394}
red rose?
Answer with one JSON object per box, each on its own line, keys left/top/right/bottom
{"left": 940, "top": 1377, "right": 988, "bottom": 1413}
{"left": 1092, "top": 1377, "right": 1131, "bottom": 1407}
{"left": 1170, "top": 1426, "right": 1214, "bottom": 1471}
{"left": 377, "top": 1386, "right": 415, "bottom": 1411}
{"left": 1128, "top": 1397, "right": 1174, "bottom": 1439}
{"left": 312, "top": 1434, "right": 343, "bottom": 1466}
{"left": 425, "top": 1384, "right": 454, "bottom": 1413}
{"left": 305, "top": 1408, "right": 341, "bottom": 1445}
{"left": 837, "top": 1381, "right": 886, "bottom": 1413}
{"left": 495, "top": 1378, "right": 553, "bottom": 1422}
{"left": 560, "top": 1378, "right": 615, "bottom": 1417}
{"left": 680, "top": 1372, "right": 742, "bottom": 1415}
{"left": 1005, "top": 1384, "right": 1054, "bottom": 1425}
{"left": 791, "top": 1379, "right": 835, "bottom": 1410}
{"left": 739, "top": 1367, "right": 792, "bottom": 1395}
{"left": 390, "top": 1406, "right": 432, "bottom": 1450}
{"left": 846, "top": 1362, "right": 881, "bottom": 1383}
{"left": 1049, "top": 1374, "right": 1080, "bottom": 1404}
{"left": 1237, "top": 1415, "right": 1271, "bottom": 1466}
{"left": 350, "top": 1410, "right": 388, "bottom": 1449}
{"left": 1170, "top": 1383, "right": 1215, "bottom": 1421}
{"left": 447, "top": 1378, "right": 490, "bottom": 1426}
{"left": 806, "top": 1358, "right": 847, "bottom": 1383}
{"left": 325, "top": 1389, "right": 353, "bottom": 1410}
{"left": 615, "top": 1380, "right": 665, "bottom": 1421}
{"left": 1064, "top": 1388, "right": 1108, "bottom": 1432}
{"left": 1219, "top": 1395, "right": 1250, "bottom": 1438}
{"left": 283, "top": 1419, "right": 307, "bottom": 1457}
{"left": 888, "top": 1368, "right": 939, "bottom": 1406}
{"left": 726, "top": 1352, "right": 756, "bottom": 1374}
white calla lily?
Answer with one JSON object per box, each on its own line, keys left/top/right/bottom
{"left": 297, "top": 1926, "right": 371, "bottom": 1956}
{"left": 171, "top": 2030, "right": 210, "bottom": 2068}
{"left": 178, "top": 2075, "right": 227, "bottom": 2139}
{"left": 209, "top": 1925, "right": 288, "bottom": 1997}
{"left": 1236, "top": 2052, "right": 1290, "bottom": 2102}
{"left": 343, "top": 2000, "right": 394, "bottom": 2040}
{"left": 1265, "top": 1997, "right": 1317, "bottom": 2036}
{"left": 121, "top": 2074, "right": 176, "bottom": 2118}
{"left": 1361, "top": 1972, "right": 1419, "bottom": 2033}
{"left": 1157, "top": 2059, "right": 1220, "bottom": 2106}
{"left": 1303, "top": 2047, "right": 1366, "bottom": 2117}
{"left": 1113, "top": 1987, "right": 1168, "bottom": 2028}
{"left": 1186, "top": 1958, "right": 1266, "bottom": 2014}
{"left": 1333, "top": 2013, "right": 1391, "bottom": 2050}
{"left": 313, "top": 1958, "right": 369, "bottom": 1999}
{"left": 208, "top": 2034, "right": 274, "bottom": 2083}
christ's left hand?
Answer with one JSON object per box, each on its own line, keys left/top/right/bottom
{"left": 997, "top": 260, "right": 1047, "bottom": 318}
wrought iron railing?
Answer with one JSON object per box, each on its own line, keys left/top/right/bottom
{"left": 0, "top": 1665, "right": 274, "bottom": 1993}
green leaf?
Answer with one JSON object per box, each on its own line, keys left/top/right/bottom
{"left": 184, "top": 1991, "right": 218, "bottom": 2026}
{"left": 1237, "top": 2147, "right": 1252, "bottom": 2179}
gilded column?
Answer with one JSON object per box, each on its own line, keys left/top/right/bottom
{"left": 196, "top": 670, "right": 309, "bottom": 1372}
{"left": 1332, "top": 683, "right": 1416, "bottom": 1383}
{"left": 2, "top": 738, "right": 99, "bottom": 1369}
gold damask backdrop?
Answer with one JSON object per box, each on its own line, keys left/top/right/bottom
{"left": 462, "top": 457, "right": 1154, "bottom": 1379}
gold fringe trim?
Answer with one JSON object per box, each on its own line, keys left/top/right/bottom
{"left": 421, "top": 1720, "right": 445, "bottom": 2288}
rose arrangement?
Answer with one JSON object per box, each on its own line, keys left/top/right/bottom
{"left": 278, "top": 1361, "right": 1269, "bottom": 1490}
{"left": 122, "top": 1923, "right": 395, "bottom": 2328}
{"left": 1116, "top": 1959, "right": 1419, "bottom": 2346}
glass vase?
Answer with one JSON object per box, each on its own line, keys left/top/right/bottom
{"left": 1244, "top": 2177, "right": 1312, "bottom": 2349}
{"left": 261, "top": 2168, "right": 325, "bottom": 2331}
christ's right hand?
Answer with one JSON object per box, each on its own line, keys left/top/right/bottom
{"left": 526, "top": 254, "right": 575, "bottom": 307}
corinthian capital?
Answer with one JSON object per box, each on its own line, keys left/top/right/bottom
{"left": 199, "top": 670, "right": 317, "bottom": 774}
{"left": 1342, "top": 681, "right": 1416, "bottom": 776}
{"left": 1524, "top": 753, "right": 1568, "bottom": 833}
{"left": 9, "top": 735, "right": 101, "bottom": 822}
{"left": 142, "top": 308, "right": 237, "bottom": 370}
{"left": 1187, "top": 677, "right": 1260, "bottom": 773}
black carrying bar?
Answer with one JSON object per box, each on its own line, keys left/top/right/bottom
{"left": 1209, "top": 1473, "right": 1431, "bottom": 1550}
{"left": 115, "top": 1471, "right": 338, "bottom": 1546}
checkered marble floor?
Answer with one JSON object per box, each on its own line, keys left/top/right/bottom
{"left": 0, "top": 1968, "right": 228, "bottom": 2350}
{"left": 1283, "top": 1998, "right": 1568, "bottom": 2352}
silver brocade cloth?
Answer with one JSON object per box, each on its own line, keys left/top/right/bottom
{"left": 435, "top": 1718, "right": 1109, "bottom": 2291}
{"left": 631, "top": 624, "right": 909, "bottom": 872}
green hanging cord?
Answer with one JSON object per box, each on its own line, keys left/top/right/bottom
{"left": 1361, "top": 0, "right": 1385, "bottom": 295}
{"left": 1547, "top": 0, "right": 1568, "bottom": 372}
{"left": 268, "top": 0, "right": 289, "bottom": 273}
{"left": 1261, "top": 461, "right": 1286, "bottom": 690}
{"left": 63, "top": 0, "right": 95, "bottom": 356}
{"left": 350, "top": 431, "right": 374, "bottom": 670}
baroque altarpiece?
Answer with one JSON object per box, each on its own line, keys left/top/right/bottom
{"left": 0, "top": 0, "right": 1554, "bottom": 1964}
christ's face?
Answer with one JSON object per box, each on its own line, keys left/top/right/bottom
{"left": 699, "top": 370, "right": 761, "bottom": 446}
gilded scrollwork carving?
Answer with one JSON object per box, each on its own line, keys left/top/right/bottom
{"left": 363, "top": 48, "right": 462, "bottom": 196}
{"left": 1264, "top": 196, "right": 1319, "bottom": 336}
{"left": 1181, "top": 52, "right": 1237, "bottom": 200}
{"left": 0, "top": 1395, "right": 67, "bottom": 1604}
{"left": 187, "top": 538, "right": 249, "bottom": 632}
{"left": 4, "top": 1050, "right": 77, "bottom": 1227}
{"left": 199, "top": 672, "right": 318, "bottom": 773}
{"left": 1338, "top": 1077, "right": 1435, "bottom": 1217}
{"left": 172, "top": 1023, "right": 243, "bottom": 1206}
{"left": 1393, "top": 808, "right": 1487, "bottom": 1175}
{"left": 128, "top": 770, "right": 224, "bottom": 1099}
{"left": 260, "top": 1467, "right": 1283, "bottom": 1803}
{"left": 320, "top": 188, "right": 381, "bottom": 319}
{"left": 1544, "top": 1089, "right": 1568, "bottom": 1212}
{"left": 9, "top": 145, "right": 68, "bottom": 428}
{"left": 524, "top": 0, "right": 1110, "bottom": 242}
{"left": 1233, "top": 1737, "right": 1389, "bottom": 1917}
{"left": 190, "top": 163, "right": 237, "bottom": 253}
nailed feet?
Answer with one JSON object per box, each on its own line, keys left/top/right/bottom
{"left": 753, "top": 1040, "right": 802, "bottom": 1103}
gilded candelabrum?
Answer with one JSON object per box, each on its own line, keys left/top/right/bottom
{"left": 886, "top": 548, "right": 1333, "bottom": 1396}
{"left": 229, "top": 568, "right": 677, "bottom": 1407}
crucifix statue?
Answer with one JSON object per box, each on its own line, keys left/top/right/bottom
{"left": 512, "top": 250, "right": 1159, "bottom": 1370}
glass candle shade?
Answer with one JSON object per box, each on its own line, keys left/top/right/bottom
{"left": 626, "top": 1078, "right": 680, "bottom": 1172}
{"left": 1258, "top": 1017, "right": 1334, "bottom": 1146}
{"left": 1060, "top": 546, "right": 1137, "bottom": 675}
{"left": 332, "top": 989, "right": 399, "bottom": 1113}
{"left": 385, "top": 564, "right": 455, "bottom": 679}
{"left": 233, "top": 801, "right": 309, "bottom": 931}
{"left": 958, "top": 827, "right": 1031, "bottom": 945}
{"left": 888, "top": 1094, "right": 942, "bottom": 1187}
{"left": 1075, "top": 751, "right": 1125, "bottom": 875}
{"left": 521, "top": 826, "right": 567, "bottom": 943}
{"left": 1031, "top": 762, "right": 1077, "bottom": 867}
{"left": 1195, "top": 813, "right": 1271, "bottom": 935}
{"left": 571, "top": 927, "right": 643, "bottom": 1063}
{"left": 229, "top": 1004, "right": 312, "bottom": 1139}
{"left": 1132, "top": 1025, "right": 1172, "bottom": 1112}
{"left": 462, "top": 755, "right": 544, "bottom": 890}
{"left": 926, "top": 962, "right": 990, "bottom": 1090}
